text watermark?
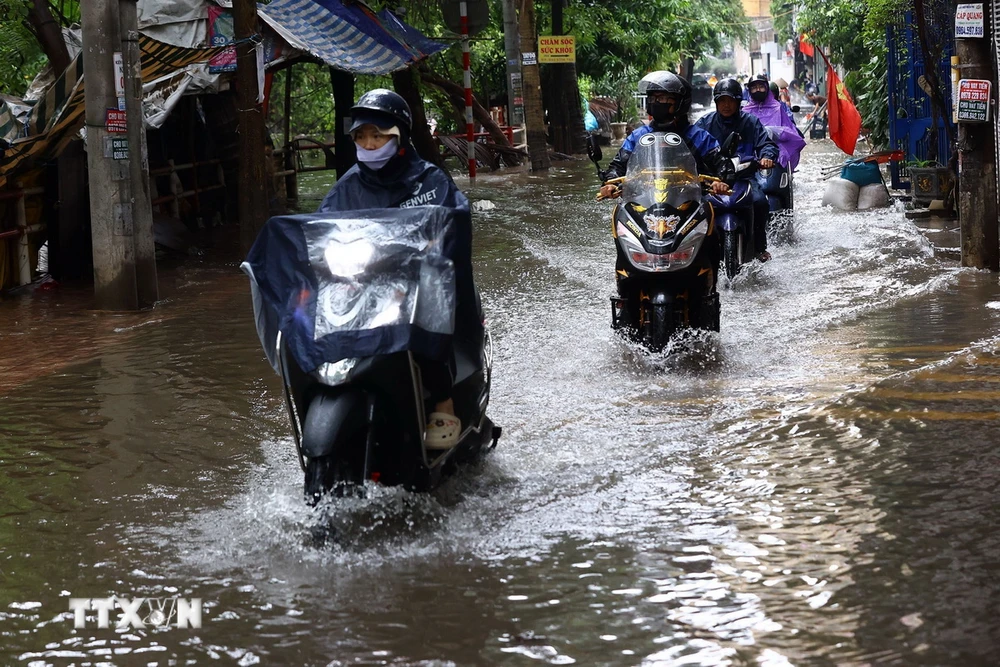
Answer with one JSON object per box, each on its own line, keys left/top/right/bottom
{"left": 69, "top": 597, "right": 202, "bottom": 629}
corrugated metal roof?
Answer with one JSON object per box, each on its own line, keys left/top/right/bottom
{"left": 255, "top": 0, "right": 447, "bottom": 74}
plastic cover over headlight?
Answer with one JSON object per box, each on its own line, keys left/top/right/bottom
{"left": 617, "top": 218, "right": 707, "bottom": 272}
{"left": 314, "top": 357, "right": 359, "bottom": 385}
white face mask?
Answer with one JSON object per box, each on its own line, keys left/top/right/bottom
{"left": 355, "top": 137, "right": 398, "bottom": 170}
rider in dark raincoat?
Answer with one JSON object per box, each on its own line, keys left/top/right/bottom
{"left": 318, "top": 89, "right": 481, "bottom": 448}
{"left": 695, "top": 77, "right": 779, "bottom": 261}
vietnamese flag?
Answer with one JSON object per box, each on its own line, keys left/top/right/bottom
{"left": 798, "top": 34, "right": 814, "bottom": 58}
{"left": 820, "top": 51, "right": 862, "bottom": 155}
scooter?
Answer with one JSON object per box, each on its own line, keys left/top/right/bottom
{"left": 706, "top": 133, "right": 759, "bottom": 281}
{"left": 242, "top": 209, "right": 501, "bottom": 504}
{"left": 588, "top": 133, "right": 722, "bottom": 351}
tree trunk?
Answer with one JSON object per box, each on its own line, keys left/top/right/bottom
{"left": 328, "top": 67, "right": 355, "bottom": 179}
{"left": 518, "top": 0, "right": 550, "bottom": 170}
{"left": 418, "top": 66, "right": 520, "bottom": 164}
{"left": 545, "top": 0, "right": 586, "bottom": 155}
{"left": 392, "top": 67, "right": 444, "bottom": 167}
{"left": 27, "top": 0, "right": 70, "bottom": 74}
{"left": 235, "top": 0, "right": 269, "bottom": 255}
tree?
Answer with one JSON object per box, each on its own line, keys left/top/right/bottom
{"left": 542, "top": 0, "right": 586, "bottom": 155}
{"left": 518, "top": 0, "right": 550, "bottom": 170}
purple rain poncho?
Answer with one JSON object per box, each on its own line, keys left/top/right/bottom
{"left": 743, "top": 90, "right": 807, "bottom": 171}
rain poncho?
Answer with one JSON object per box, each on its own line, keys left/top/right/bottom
{"left": 242, "top": 207, "right": 461, "bottom": 374}
{"left": 742, "top": 89, "right": 807, "bottom": 171}
{"left": 318, "top": 143, "right": 481, "bottom": 341}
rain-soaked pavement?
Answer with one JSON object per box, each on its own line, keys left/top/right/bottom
{"left": 2, "top": 139, "right": 1000, "bottom": 666}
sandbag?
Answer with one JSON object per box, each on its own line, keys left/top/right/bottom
{"left": 822, "top": 177, "right": 860, "bottom": 211}
{"left": 857, "top": 183, "right": 891, "bottom": 210}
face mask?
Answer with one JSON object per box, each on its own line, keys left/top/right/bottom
{"left": 648, "top": 102, "right": 676, "bottom": 124}
{"left": 750, "top": 90, "right": 768, "bottom": 103}
{"left": 355, "top": 137, "right": 398, "bottom": 170}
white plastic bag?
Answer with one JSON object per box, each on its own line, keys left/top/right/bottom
{"left": 821, "top": 177, "right": 860, "bottom": 211}
{"left": 857, "top": 183, "right": 891, "bottom": 210}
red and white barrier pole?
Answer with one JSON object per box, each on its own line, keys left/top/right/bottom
{"left": 461, "top": 1, "right": 476, "bottom": 179}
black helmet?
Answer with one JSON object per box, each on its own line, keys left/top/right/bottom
{"left": 349, "top": 88, "right": 412, "bottom": 135}
{"left": 713, "top": 78, "right": 743, "bottom": 101}
{"left": 638, "top": 70, "right": 692, "bottom": 117}
{"left": 770, "top": 82, "right": 780, "bottom": 98}
{"left": 747, "top": 74, "right": 769, "bottom": 92}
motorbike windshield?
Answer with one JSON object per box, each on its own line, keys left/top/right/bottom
{"left": 242, "top": 207, "right": 457, "bottom": 373}
{"left": 622, "top": 132, "right": 702, "bottom": 210}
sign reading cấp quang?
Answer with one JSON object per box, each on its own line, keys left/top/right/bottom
{"left": 955, "top": 3, "right": 984, "bottom": 38}
{"left": 538, "top": 36, "right": 575, "bottom": 63}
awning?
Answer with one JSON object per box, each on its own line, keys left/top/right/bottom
{"left": 219, "top": 0, "right": 448, "bottom": 74}
{"left": 1, "top": 37, "right": 226, "bottom": 189}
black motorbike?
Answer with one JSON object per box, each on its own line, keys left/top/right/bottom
{"left": 589, "top": 133, "right": 721, "bottom": 351}
{"left": 243, "top": 209, "right": 500, "bottom": 504}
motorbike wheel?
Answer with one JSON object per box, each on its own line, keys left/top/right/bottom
{"left": 644, "top": 303, "right": 673, "bottom": 351}
{"left": 303, "top": 448, "right": 366, "bottom": 505}
{"left": 722, "top": 230, "right": 744, "bottom": 280}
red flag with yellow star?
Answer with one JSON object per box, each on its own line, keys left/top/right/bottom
{"left": 819, "top": 49, "right": 862, "bottom": 155}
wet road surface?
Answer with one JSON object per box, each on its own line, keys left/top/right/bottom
{"left": 2, "top": 141, "right": 1000, "bottom": 665}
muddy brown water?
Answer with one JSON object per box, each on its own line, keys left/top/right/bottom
{"left": 1, "top": 142, "right": 999, "bottom": 666}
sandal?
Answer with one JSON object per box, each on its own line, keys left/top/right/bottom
{"left": 756, "top": 250, "right": 772, "bottom": 263}
{"left": 424, "top": 412, "right": 462, "bottom": 450}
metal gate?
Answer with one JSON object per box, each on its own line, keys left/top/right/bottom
{"left": 886, "top": 8, "right": 955, "bottom": 189}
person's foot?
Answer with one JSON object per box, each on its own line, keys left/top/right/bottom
{"left": 756, "top": 250, "right": 772, "bottom": 262}
{"left": 425, "top": 398, "right": 461, "bottom": 449}
{"left": 425, "top": 412, "right": 461, "bottom": 449}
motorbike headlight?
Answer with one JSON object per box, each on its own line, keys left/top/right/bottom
{"left": 325, "top": 239, "right": 375, "bottom": 277}
{"left": 617, "top": 219, "right": 705, "bottom": 272}
{"left": 315, "top": 357, "right": 359, "bottom": 385}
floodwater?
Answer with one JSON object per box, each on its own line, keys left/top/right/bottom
{"left": 2, "top": 140, "right": 1000, "bottom": 666}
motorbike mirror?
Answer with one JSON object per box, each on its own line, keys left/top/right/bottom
{"left": 790, "top": 105, "right": 801, "bottom": 113}
{"left": 587, "top": 134, "right": 603, "bottom": 164}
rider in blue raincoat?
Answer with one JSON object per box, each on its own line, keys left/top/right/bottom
{"left": 599, "top": 71, "right": 734, "bottom": 196}
{"left": 695, "top": 77, "right": 779, "bottom": 262}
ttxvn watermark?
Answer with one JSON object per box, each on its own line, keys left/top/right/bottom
{"left": 69, "top": 597, "right": 202, "bottom": 629}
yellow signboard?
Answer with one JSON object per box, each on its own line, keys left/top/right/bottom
{"left": 538, "top": 36, "right": 575, "bottom": 63}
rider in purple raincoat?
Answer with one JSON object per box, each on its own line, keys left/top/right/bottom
{"left": 742, "top": 75, "right": 806, "bottom": 172}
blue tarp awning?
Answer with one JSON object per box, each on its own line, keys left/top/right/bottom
{"left": 258, "top": 0, "right": 448, "bottom": 74}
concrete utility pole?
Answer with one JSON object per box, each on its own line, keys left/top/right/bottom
{"left": 82, "top": 0, "right": 138, "bottom": 310}
{"left": 956, "top": 9, "right": 999, "bottom": 270}
{"left": 517, "top": 0, "right": 550, "bottom": 171}
{"left": 120, "top": 0, "right": 158, "bottom": 306}
{"left": 234, "top": 0, "right": 269, "bottom": 256}
{"left": 502, "top": 0, "right": 523, "bottom": 128}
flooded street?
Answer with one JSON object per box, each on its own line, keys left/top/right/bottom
{"left": 2, "top": 140, "right": 1000, "bottom": 666}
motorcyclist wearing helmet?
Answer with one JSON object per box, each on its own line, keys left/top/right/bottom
{"left": 695, "top": 76, "right": 779, "bottom": 262}
{"left": 318, "top": 89, "right": 481, "bottom": 449}
{"left": 599, "top": 71, "right": 733, "bottom": 199}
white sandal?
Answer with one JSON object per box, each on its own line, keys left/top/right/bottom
{"left": 424, "top": 412, "right": 461, "bottom": 450}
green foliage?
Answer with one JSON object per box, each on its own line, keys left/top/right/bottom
{"left": 0, "top": 1, "right": 44, "bottom": 96}
{"left": 775, "top": 0, "right": 909, "bottom": 152}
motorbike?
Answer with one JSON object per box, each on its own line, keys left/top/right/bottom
{"left": 588, "top": 132, "right": 722, "bottom": 351}
{"left": 704, "top": 132, "right": 760, "bottom": 281}
{"left": 242, "top": 208, "right": 501, "bottom": 504}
